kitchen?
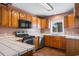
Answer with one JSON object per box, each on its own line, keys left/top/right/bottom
{"left": 0, "top": 3, "right": 79, "bottom": 56}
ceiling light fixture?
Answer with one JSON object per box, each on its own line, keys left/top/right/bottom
{"left": 41, "top": 3, "right": 53, "bottom": 11}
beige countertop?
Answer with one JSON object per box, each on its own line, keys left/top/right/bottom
{"left": 40, "top": 31, "right": 79, "bottom": 40}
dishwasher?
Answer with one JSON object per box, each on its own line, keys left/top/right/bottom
{"left": 38, "top": 36, "right": 44, "bottom": 49}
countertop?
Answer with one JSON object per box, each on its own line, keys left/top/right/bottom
{"left": 40, "top": 30, "right": 79, "bottom": 40}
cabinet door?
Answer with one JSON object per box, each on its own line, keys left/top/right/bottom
{"left": 41, "top": 19, "right": 48, "bottom": 29}
{"left": 64, "top": 16, "right": 68, "bottom": 28}
{"left": 64, "top": 14, "right": 75, "bottom": 28}
{"left": 41, "top": 19, "right": 46, "bottom": 29}
{"left": 12, "top": 10, "right": 19, "bottom": 28}
{"left": 55, "top": 37, "right": 65, "bottom": 49}
{"left": 66, "top": 39, "right": 76, "bottom": 56}
{"left": 44, "top": 36, "right": 50, "bottom": 46}
{"left": 75, "top": 3, "right": 79, "bottom": 17}
{"left": 34, "top": 36, "right": 39, "bottom": 49}
{"left": 0, "top": 5, "right": 2, "bottom": 26}
{"left": 67, "top": 14, "right": 75, "bottom": 28}
{"left": 1, "top": 7, "right": 9, "bottom": 27}
{"left": 45, "top": 20, "right": 48, "bottom": 29}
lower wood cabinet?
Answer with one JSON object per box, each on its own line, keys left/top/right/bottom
{"left": 66, "top": 39, "right": 79, "bottom": 56}
{"left": 34, "top": 36, "right": 39, "bottom": 49}
{"left": 66, "top": 39, "right": 76, "bottom": 56}
{"left": 44, "top": 36, "right": 66, "bottom": 49}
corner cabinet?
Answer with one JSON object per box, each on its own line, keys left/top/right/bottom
{"left": 44, "top": 36, "right": 66, "bottom": 49}
{"left": 12, "top": 10, "right": 19, "bottom": 28}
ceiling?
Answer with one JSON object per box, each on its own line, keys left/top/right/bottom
{"left": 12, "top": 3, "right": 74, "bottom": 16}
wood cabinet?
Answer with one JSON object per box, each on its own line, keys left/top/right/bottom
{"left": 44, "top": 36, "right": 50, "bottom": 47}
{"left": 75, "top": 3, "right": 79, "bottom": 17}
{"left": 12, "top": 10, "right": 19, "bottom": 28}
{"left": 34, "top": 36, "right": 39, "bottom": 49}
{"left": 41, "top": 19, "right": 48, "bottom": 29}
{"left": 44, "top": 36, "right": 65, "bottom": 49}
{"left": 0, "top": 4, "right": 49, "bottom": 29}
{"left": 66, "top": 39, "right": 79, "bottom": 56}
{"left": 66, "top": 39, "right": 76, "bottom": 56}
{"left": 64, "top": 14, "right": 75, "bottom": 28}
{"left": 1, "top": 6, "right": 9, "bottom": 27}
{"left": 0, "top": 5, "right": 2, "bottom": 26}
{"left": 0, "top": 5, "right": 12, "bottom": 27}
{"left": 67, "top": 14, "right": 75, "bottom": 28}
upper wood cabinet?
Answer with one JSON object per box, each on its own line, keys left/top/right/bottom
{"left": 41, "top": 19, "right": 48, "bottom": 29}
{"left": 67, "top": 14, "right": 75, "bottom": 28}
{"left": 0, "top": 5, "right": 12, "bottom": 27}
{"left": 75, "top": 3, "right": 79, "bottom": 17}
{"left": 1, "top": 7, "right": 9, "bottom": 27}
{"left": 45, "top": 19, "right": 48, "bottom": 29}
{"left": 64, "top": 14, "right": 75, "bottom": 28}
{"left": 0, "top": 5, "right": 2, "bottom": 26}
{"left": 12, "top": 10, "right": 19, "bottom": 28}
{"left": 0, "top": 4, "right": 49, "bottom": 29}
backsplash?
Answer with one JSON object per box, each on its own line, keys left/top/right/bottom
{"left": 0, "top": 27, "right": 17, "bottom": 34}
{"left": 65, "top": 28, "right": 79, "bottom": 36}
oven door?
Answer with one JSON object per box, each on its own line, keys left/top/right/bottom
{"left": 23, "top": 37, "right": 35, "bottom": 45}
